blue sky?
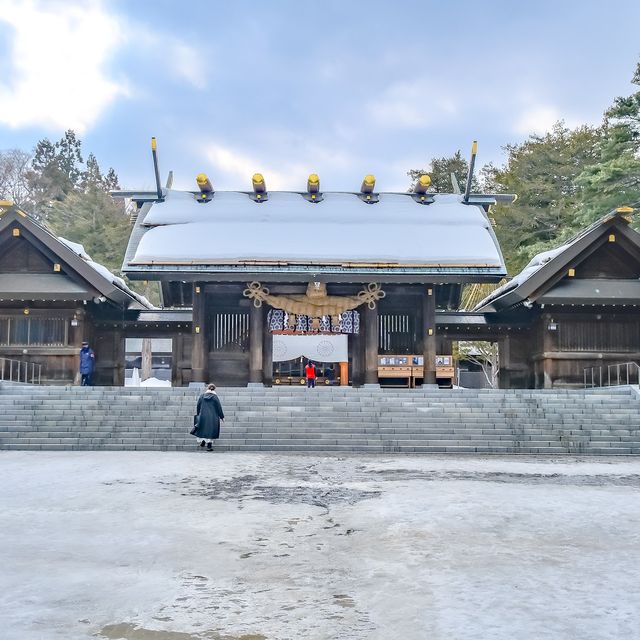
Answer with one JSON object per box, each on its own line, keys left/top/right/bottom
{"left": 0, "top": 0, "right": 639, "bottom": 193}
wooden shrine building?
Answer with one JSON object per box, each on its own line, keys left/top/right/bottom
{"left": 0, "top": 202, "right": 153, "bottom": 385}
{"left": 4, "top": 139, "right": 637, "bottom": 390}
{"left": 119, "top": 160, "right": 514, "bottom": 387}
{"left": 472, "top": 207, "right": 640, "bottom": 388}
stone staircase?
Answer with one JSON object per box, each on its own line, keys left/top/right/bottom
{"left": 1, "top": 383, "right": 639, "bottom": 454}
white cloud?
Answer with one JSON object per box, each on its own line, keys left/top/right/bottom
{"left": 512, "top": 102, "right": 587, "bottom": 136}
{"left": 168, "top": 42, "right": 203, "bottom": 88}
{"left": 201, "top": 143, "right": 307, "bottom": 191}
{"left": 513, "top": 105, "right": 562, "bottom": 136}
{"left": 133, "top": 30, "right": 204, "bottom": 89}
{"left": 367, "top": 82, "right": 459, "bottom": 129}
{"left": 0, "top": 0, "right": 128, "bottom": 132}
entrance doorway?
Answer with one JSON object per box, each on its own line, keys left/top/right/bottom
{"left": 455, "top": 340, "right": 499, "bottom": 388}
{"left": 271, "top": 334, "right": 348, "bottom": 386}
{"left": 124, "top": 337, "right": 173, "bottom": 387}
{"left": 273, "top": 358, "right": 339, "bottom": 385}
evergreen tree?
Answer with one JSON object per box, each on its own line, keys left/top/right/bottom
{"left": 483, "top": 122, "right": 602, "bottom": 273}
{"left": 47, "top": 188, "right": 131, "bottom": 274}
{"left": 30, "top": 138, "right": 66, "bottom": 209}
{"left": 575, "top": 61, "right": 640, "bottom": 224}
{"left": 55, "top": 129, "right": 84, "bottom": 188}
{"left": 28, "top": 130, "right": 121, "bottom": 215}
{"left": 4, "top": 133, "right": 153, "bottom": 301}
{"left": 80, "top": 153, "right": 104, "bottom": 191}
{"left": 103, "top": 167, "right": 120, "bottom": 191}
{"left": 408, "top": 150, "right": 479, "bottom": 192}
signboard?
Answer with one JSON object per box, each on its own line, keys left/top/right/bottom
{"left": 378, "top": 354, "right": 456, "bottom": 387}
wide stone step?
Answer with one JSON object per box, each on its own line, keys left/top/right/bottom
{"left": 2, "top": 384, "right": 638, "bottom": 454}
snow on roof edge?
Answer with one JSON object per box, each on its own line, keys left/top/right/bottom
{"left": 473, "top": 211, "right": 623, "bottom": 311}
{"left": 58, "top": 236, "right": 156, "bottom": 309}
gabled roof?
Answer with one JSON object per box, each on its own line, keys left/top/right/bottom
{"left": 0, "top": 273, "right": 92, "bottom": 299}
{"left": 0, "top": 204, "right": 153, "bottom": 309}
{"left": 475, "top": 208, "right": 639, "bottom": 312}
{"left": 120, "top": 189, "right": 510, "bottom": 283}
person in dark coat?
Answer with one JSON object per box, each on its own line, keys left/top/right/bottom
{"left": 79, "top": 341, "right": 95, "bottom": 386}
{"left": 194, "top": 383, "right": 225, "bottom": 450}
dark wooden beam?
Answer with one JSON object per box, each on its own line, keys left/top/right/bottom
{"left": 363, "top": 304, "right": 379, "bottom": 385}
{"left": 191, "top": 282, "right": 207, "bottom": 382}
{"left": 349, "top": 332, "right": 363, "bottom": 386}
{"left": 541, "top": 313, "right": 553, "bottom": 388}
{"left": 423, "top": 285, "right": 437, "bottom": 385}
{"left": 249, "top": 302, "right": 264, "bottom": 384}
{"left": 262, "top": 308, "right": 273, "bottom": 386}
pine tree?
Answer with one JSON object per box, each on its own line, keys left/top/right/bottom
{"left": 47, "top": 189, "right": 131, "bottom": 274}
{"left": 103, "top": 167, "right": 120, "bottom": 191}
{"left": 55, "top": 129, "right": 84, "bottom": 188}
{"left": 80, "top": 153, "right": 104, "bottom": 191}
{"left": 408, "top": 150, "right": 479, "bottom": 193}
{"left": 483, "top": 122, "right": 602, "bottom": 273}
{"left": 27, "top": 131, "right": 121, "bottom": 216}
{"left": 575, "top": 61, "right": 640, "bottom": 223}
{"left": 30, "top": 138, "right": 66, "bottom": 209}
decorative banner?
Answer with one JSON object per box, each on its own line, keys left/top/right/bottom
{"left": 272, "top": 334, "right": 348, "bottom": 363}
{"left": 267, "top": 309, "right": 360, "bottom": 334}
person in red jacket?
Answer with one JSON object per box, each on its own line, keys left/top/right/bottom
{"left": 305, "top": 361, "right": 317, "bottom": 388}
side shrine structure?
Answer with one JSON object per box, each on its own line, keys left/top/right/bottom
{"left": 473, "top": 207, "right": 640, "bottom": 388}
{"left": 118, "top": 141, "right": 514, "bottom": 388}
{"left": 0, "top": 202, "right": 153, "bottom": 385}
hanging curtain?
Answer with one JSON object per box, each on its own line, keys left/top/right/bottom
{"left": 272, "top": 334, "right": 348, "bottom": 362}
{"left": 267, "top": 309, "right": 360, "bottom": 334}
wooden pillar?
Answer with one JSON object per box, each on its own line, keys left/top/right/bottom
{"left": 363, "top": 303, "right": 379, "bottom": 385}
{"left": 191, "top": 283, "right": 208, "bottom": 383}
{"left": 350, "top": 332, "right": 363, "bottom": 386}
{"left": 339, "top": 361, "right": 349, "bottom": 386}
{"left": 69, "top": 308, "right": 87, "bottom": 385}
{"left": 498, "top": 336, "right": 510, "bottom": 390}
{"left": 438, "top": 336, "right": 453, "bottom": 355}
{"left": 423, "top": 285, "right": 437, "bottom": 385}
{"left": 262, "top": 308, "right": 272, "bottom": 386}
{"left": 141, "top": 337, "right": 153, "bottom": 381}
{"left": 172, "top": 333, "right": 182, "bottom": 387}
{"left": 542, "top": 314, "right": 553, "bottom": 389}
{"left": 249, "top": 302, "right": 264, "bottom": 384}
{"left": 113, "top": 329, "right": 125, "bottom": 386}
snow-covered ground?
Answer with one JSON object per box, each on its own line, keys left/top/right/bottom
{"left": 1, "top": 452, "right": 639, "bottom": 640}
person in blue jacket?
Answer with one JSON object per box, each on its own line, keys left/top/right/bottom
{"left": 79, "top": 341, "right": 95, "bottom": 386}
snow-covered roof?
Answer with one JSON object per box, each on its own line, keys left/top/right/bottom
{"left": 0, "top": 204, "right": 154, "bottom": 309}
{"left": 474, "top": 208, "right": 636, "bottom": 312}
{"left": 474, "top": 244, "right": 572, "bottom": 310}
{"left": 123, "top": 190, "right": 506, "bottom": 279}
{"left": 58, "top": 237, "right": 154, "bottom": 309}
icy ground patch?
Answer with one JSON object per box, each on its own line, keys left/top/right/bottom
{"left": 1, "top": 453, "right": 640, "bottom": 640}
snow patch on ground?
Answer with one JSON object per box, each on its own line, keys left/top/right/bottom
{"left": 1, "top": 453, "right": 639, "bottom": 640}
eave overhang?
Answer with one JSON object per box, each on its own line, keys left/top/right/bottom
{"left": 124, "top": 263, "right": 506, "bottom": 284}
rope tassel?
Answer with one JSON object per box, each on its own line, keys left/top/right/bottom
{"left": 243, "top": 280, "right": 385, "bottom": 314}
